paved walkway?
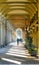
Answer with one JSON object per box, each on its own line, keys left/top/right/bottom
{"left": 0, "top": 42, "right": 39, "bottom": 64}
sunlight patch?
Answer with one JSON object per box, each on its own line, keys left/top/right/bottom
{"left": 1, "top": 58, "right": 21, "bottom": 64}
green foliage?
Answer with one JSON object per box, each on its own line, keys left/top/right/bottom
{"left": 28, "top": 47, "right": 37, "bottom": 56}
{"left": 25, "top": 34, "right": 37, "bottom": 57}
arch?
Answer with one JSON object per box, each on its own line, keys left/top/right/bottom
{"left": 16, "top": 28, "right": 22, "bottom": 39}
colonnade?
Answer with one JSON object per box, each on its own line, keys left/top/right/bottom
{"left": 0, "top": 15, "right": 14, "bottom": 47}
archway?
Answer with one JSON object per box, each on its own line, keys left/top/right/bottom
{"left": 16, "top": 28, "right": 23, "bottom": 45}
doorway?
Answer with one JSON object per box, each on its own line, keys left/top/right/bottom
{"left": 16, "top": 28, "right": 22, "bottom": 45}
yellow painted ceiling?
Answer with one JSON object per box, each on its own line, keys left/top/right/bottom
{"left": 0, "top": 0, "right": 38, "bottom": 28}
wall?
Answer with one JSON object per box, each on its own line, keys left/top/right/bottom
{"left": 30, "top": 27, "right": 38, "bottom": 48}
{"left": 0, "top": 16, "right": 14, "bottom": 47}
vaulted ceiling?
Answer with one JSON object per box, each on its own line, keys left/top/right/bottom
{"left": 0, "top": 0, "right": 38, "bottom": 28}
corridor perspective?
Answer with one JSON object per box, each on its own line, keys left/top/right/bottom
{"left": 0, "top": 0, "right": 39, "bottom": 64}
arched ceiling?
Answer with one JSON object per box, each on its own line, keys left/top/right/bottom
{"left": 0, "top": 0, "right": 38, "bottom": 28}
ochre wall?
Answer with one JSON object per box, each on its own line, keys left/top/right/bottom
{"left": 30, "top": 27, "right": 38, "bottom": 48}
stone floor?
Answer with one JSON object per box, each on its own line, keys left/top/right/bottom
{"left": 0, "top": 42, "right": 39, "bottom": 64}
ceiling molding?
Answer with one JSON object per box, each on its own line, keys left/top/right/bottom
{"left": 0, "top": 2, "right": 37, "bottom": 4}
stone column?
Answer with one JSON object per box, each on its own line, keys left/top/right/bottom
{"left": 0, "top": 22, "right": 2, "bottom": 46}
{"left": 5, "top": 20, "right": 7, "bottom": 46}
